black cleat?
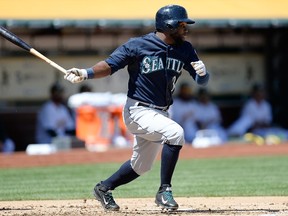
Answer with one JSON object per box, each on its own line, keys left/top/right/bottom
{"left": 155, "top": 184, "right": 179, "bottom": 210}
{"left": 93, "top": 183, "right": 120, "bottom": 211}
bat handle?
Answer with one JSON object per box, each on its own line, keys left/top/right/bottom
{"left": 30, "top": 49, "right": 67, "bottom": 74}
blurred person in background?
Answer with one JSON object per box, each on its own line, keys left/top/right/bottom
{"left": 35, "top": 82, "right": 75, "bottom": 144}
{"left": 170, "top": 82, "right": 198, "bottom": 143}
{"left": 226, "top": 83, "right": 288, "bottom": 145}
{"left": 0, "top": 120, "right": 15, "bottom": 154}
{"left": 227, "top": 83, "right": 272, "bottom": 138}
{"left": 79, "top": 83, "right": 92, "bottom": 93}
{"left": 194, "top": 88, "right": 227, "bottom": 142}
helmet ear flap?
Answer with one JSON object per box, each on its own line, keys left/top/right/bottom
{"left": 165, "top": 20, "right": 179, "bottom": 33}
{"left": 166, "top": 23, "right": 174, "bottom": 30}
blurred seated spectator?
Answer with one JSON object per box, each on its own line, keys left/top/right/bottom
{"left": 35, "top": 82, "right": 76, "bottom": 144}
{"left": 0, "top": 120, "right": 15, "bottom": 154}
{"left": 170, "top": 82, "right": 198, "bottom": 143}
{"left": 227, "top": 83, "right": 272, "bottom": 137}
{"left": 79, "top": 84, "right": 92, "bottom": 93}
{"left": 194, "top": 88, "right": 227, "bottom": 142}
{"left": 227, "top": 83, "right": 287, "bottom": 143}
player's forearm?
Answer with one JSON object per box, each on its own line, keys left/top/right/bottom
{"left": 195, "top": 73, "right": 209, "bottom": 86}
{"left": 89, "top": 61, "right": 112, "bottom": 78}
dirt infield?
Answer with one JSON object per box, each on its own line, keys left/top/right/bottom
{"left": 0, "top": 197, "right": 288, "bottom": 216}
{"left": 1, "top": 143, "right": 288, "bottom": 216}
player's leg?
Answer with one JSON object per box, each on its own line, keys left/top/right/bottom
{"left": 131, "top": 134, "right": 182, "bottom": 211}
{"left": 93, "top": 98, "right": 184, "bottom": 211}
{"left": 140, "top": 114, "right": 184, "bottom": 210}
{"left": 130, "top": 136, "right": 162, "bottom": 174}
{"left": 92, "top": 141, "right": 140, "bottom": 209}
{"left": 94, "top": 137, "right": 155, "bottom": 195}
{"left": 155, "top": 142, "right": 182, "bottom": 210}
{"left": 93, "top": 158, "right": 139, "bottom": 211}
{"left": 93, "top": 137, "right": 161, "bottom": 211}
{"left": 124, "top": 99, "right": 185, "bottom": 210}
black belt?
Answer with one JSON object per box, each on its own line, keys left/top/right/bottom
{"left": 136, "top": 102, "right": 169, "bottom": 111}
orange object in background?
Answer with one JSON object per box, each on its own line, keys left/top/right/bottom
{"left": 108, "top": 105, "right": 126, "bottom": 137}
{"left": 76, "top": 105, "right": 132, "bottom": 151}
{"left": 76, "top": 105, "right": 110, "bottom": 149}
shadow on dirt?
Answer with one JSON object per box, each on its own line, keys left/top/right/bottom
{"left": 137, "top": 208, "right": 281, "bottom": 215}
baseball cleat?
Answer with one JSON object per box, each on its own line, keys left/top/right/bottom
{"left": 155, "top": 184, "right": 179, "bottom": 210}
{"left": 93, "top": 183, "right": 120, "bottom": 211}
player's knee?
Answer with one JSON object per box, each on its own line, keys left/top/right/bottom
{"left": 131, "top": 164, "right": 153, "bottom": 175}
{"left": 138, "top": 167, "right": 152, "bottom": 175}
{"left": 167, "top": 125, "right": 185, "bottom": 146}
{"left": 164, "top": 143, "right": 183, "bottom": 152}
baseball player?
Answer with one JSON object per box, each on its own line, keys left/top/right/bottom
{"left": 64, "top": 4, "right": 209, "bottom": 211}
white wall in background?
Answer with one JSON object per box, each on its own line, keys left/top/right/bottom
{"left": 0, "top": 53, "right": 264, "bottom": 101}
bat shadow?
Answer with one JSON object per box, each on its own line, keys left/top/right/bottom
{"left": 0, "top": 207, "right": 34, "bottom": 211}
{"left": 141, "top": 208, "right": 281, "bottom": 215}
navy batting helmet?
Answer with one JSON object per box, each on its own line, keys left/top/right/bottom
{"left": 155, "top": 5, "right": 195, "bottom": 33}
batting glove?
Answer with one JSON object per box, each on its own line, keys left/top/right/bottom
{"left": 191, "top": 60, "right": 206, "bottom": 76}
{"left": 64, "top": 68, "right": 88, "bottom": 83}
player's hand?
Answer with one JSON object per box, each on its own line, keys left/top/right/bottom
{"left": 64, "top": 68, "right": 88, "bottom": 83}
{"left": 191, "top": 60, "right": 206, "bottom": 76}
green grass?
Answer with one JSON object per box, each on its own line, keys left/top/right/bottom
{"left": 0, "top": 156, "right": 287, "bottom": 201}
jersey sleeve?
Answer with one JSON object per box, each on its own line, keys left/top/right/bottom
{"left": 105, "top": 39, "right": 137, "bottom": 74}
{"left": 183, "top": 47, "right": 199, "bottom": 79}
{"left": 183, "top": 44, "right": 209, "bottom": 86}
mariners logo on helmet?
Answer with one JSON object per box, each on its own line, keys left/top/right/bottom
{"left": 155, "top": 5, "right": 195, "bottom": 33}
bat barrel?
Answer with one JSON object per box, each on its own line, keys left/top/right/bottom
{"left": 0, "top": 26, "right": 31, "bottom": 51}
{"left": 0, "top": 26, "right": 67, "bottom": 74}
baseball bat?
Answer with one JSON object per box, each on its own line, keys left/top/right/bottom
{"left": 0, "top": 26, "right": 67, "bottom": 74}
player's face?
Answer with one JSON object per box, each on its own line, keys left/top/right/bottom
{"left": 170, "top": 22, "right": 188, "bottom": 45}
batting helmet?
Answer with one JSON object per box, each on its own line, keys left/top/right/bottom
{"left": 155, "top": 5, "right": 195, "bottom": 33}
